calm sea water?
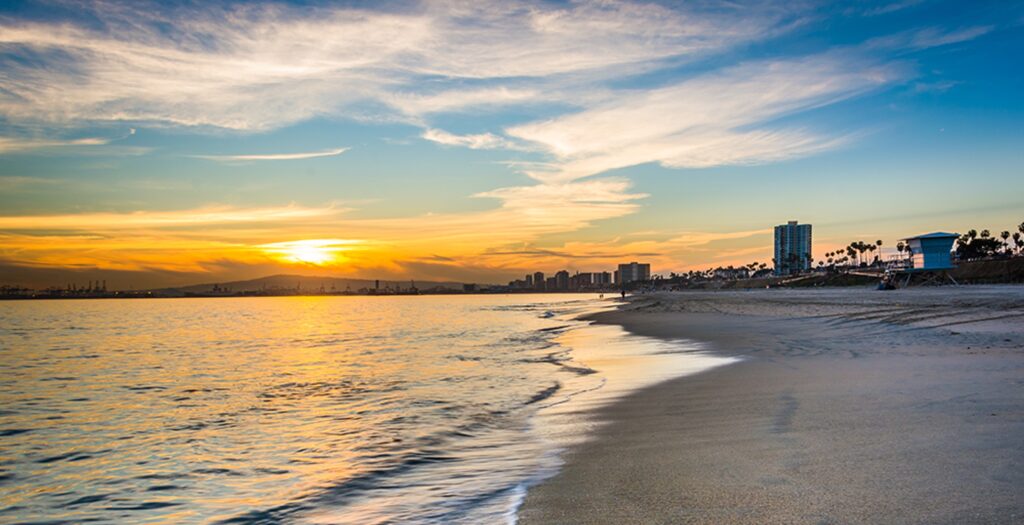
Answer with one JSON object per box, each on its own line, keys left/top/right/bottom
{"left": 0, "top": 295, "right": 735, "bottom": 524}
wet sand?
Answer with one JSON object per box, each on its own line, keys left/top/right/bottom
{"left": 518, "top": 286, "right": 1024, "bottom": 524}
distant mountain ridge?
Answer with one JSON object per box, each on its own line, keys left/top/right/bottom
{"left": 155, "top": 274, "right": 466, "bottom": 294}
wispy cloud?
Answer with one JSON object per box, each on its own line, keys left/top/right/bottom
{"left": 475, "top": 178, "right": 645, "bottom": 208}
{"left": 506, "top": 54, "right": 901, "bottom": 183}
{"left": 0, "top": 184, "right": 643, "bottom": 275}
{"left": 192, "top": 147, "right": 349, "bottom": 162}
{"left": 913, "top": 80, "right": 961, "bottom": 93}
{"left": 0, "top": 204, "right": 345, "bottom": 231}
{"left": 0, "top": 176, "right": 60, "bottom": 189}
{"left": 0, "top": 204, "right": 355, "bottom": 273}
{"left": 386, "top": 87, "right": 545, "bottom": 122}
{"left": 867, "top": 25, "right": 994, "bottom": 51}
{"left": 0, "top": 2, "right": 925, "bottom": 190}
{"left": 909, "top": 25, "right": 993, "bottom": 48}
{"left": 0, "top": 128, "right": 142, "bottom": 155}
{"left": 0, "top": 1, "right": 790, "bottom": 131}
{"left": 0, "top": 136, "right": 110, "bottom": 154}
{"left": 421, "top": 129, "right": 522, "bottom": 151}
{"left": 857, "top": 0, "right": 927, "bottom": 17}
{"left": 0, "top": 2, "right": 1001, "bottom": 283}
{"left": 470, "top": 227, "right": 774, "bottom": 274}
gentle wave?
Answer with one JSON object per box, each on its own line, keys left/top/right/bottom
{"left": 0, "top": 294, "right": 736, "bottom": 524}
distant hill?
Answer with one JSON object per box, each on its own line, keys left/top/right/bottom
{"left": 155, "top": 274, "right": 466, "bottom": 295}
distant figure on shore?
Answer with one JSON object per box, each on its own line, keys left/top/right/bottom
{"left": 878, "top": 272, "right": 897, "bottom": 290}
{"left": 620, "top": 290, "right": 626, "bottom": 299}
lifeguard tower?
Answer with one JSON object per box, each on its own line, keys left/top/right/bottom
{"left": 896, "top": 232, "right": 959, "bottom": 286}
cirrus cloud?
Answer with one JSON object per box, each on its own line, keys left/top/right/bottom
{"left": 0, "top": 1, "right": 1000, "bottom": 285}
{"left": 506, "top": 54, "right": 904, "bottom": 183}
{"left": 192, "top": 147, "right": 349, "bottom": 162}
{"left": 0, "top": 1, "right": 789, "bottom": 132}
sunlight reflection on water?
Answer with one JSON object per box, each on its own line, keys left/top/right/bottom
{"left": 0, "top": 295, "right": 735, "bottom": 524}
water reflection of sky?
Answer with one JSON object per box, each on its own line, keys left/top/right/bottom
{"left": 535, "top": 307, "right": 740, "bottom": 450}
{"left": 0, "top": 295, "right": 736, "bottom": 524}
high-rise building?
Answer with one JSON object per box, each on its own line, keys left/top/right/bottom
{"left": 533, "top": 272, "right": 545, "bottom": 291}
{"left": 525, "top": 274, "right": 533, "bottom": 287}
{"left": 594, "top": 272, "right": 612, "bottom": 286}
{"left": 554, "top": 270, "right": 569, "bottom": 290}
{"left": 571, "top": 272, "right": 593, "bottom": 290}
{"left": 616, "top": 262, "right": 651, "bottom": 285}
{"left": 774, "top": 220, "right": 812, "bottom": 276}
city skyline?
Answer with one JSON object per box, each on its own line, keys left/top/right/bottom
{"left": 1, "top": 1, "right": 1023, "bottom": 289}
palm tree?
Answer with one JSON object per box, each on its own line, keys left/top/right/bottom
{"left": 896, "top": 241, "right": 906, "bottom": 258}
{"left": 1001, "top": 231, "right": 1011, "bottom": 254}
{"left": 857, "top": 241, "right": 869, "bottom": 267}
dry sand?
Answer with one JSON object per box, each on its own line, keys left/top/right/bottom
{"left": 518, "top": 286, "right": 1024, "bottom": 524}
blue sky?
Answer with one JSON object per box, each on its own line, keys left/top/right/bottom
{"left": 0, "top": 0, "right": 1022, "bottom": 287}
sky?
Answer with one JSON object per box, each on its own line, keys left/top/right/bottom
{"left": 1, "top": 0, "right": 1022, "bottom": 288}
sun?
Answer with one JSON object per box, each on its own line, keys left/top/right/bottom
{"left": 286, "top": 244, "right": 334, "bottom": 265}
{"left": 259, "top": 239, "right": 358, "bottom": 266}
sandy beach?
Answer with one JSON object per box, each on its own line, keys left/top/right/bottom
{"left": 519, "top": 286, "right": 1024, "bottom": 524}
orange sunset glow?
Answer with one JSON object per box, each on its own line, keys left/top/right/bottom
{"left": 0, "top": 0, "right": 1020, "bottom": 291}
{"left": 3, "top": 2, "right": 1024, "bottom": 525}
{"left": 260, "top": 239, "right": 360, "bottom": 266}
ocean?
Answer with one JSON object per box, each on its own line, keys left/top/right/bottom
{"left": 0, "top": 295, "right": 735, "bottom": 524}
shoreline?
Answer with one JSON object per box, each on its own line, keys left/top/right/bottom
{"left": 518, "top": 286, "right": 1024, "bottom": 524}
{"left": 0, "top": 290, "right": 611, "bottom": 301}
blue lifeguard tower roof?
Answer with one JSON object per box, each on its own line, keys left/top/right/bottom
{"left": 902, "top": 232, "right": 959, "bottom": 241}
{"left": 901, "top": 232, "right": 959, "bottom": 271}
